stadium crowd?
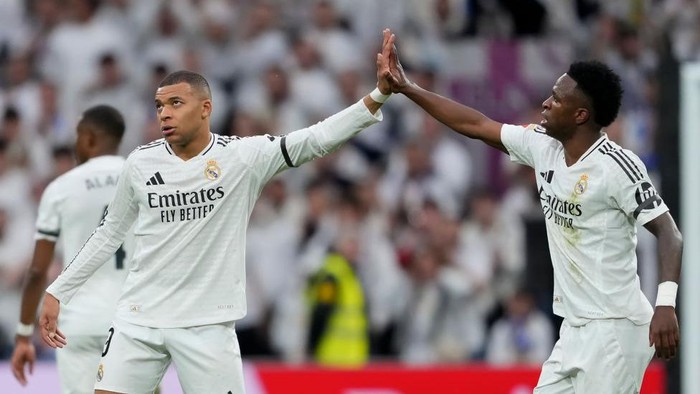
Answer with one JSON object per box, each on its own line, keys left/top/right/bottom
{"left": 0, "top": 0, "right": 697, "bottom": 367}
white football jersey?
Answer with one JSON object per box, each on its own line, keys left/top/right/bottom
{"left": 47, "top": 100, "right": 381, "bottom": 328}
{"left": 501, "top": 124, "right": 668, "bottom": 326}
{"left": 36, "top": 155, "right": 132, "bottom": 336}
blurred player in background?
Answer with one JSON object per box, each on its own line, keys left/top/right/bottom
{"left": 11, "top": 105, "right": 133, "bottom": 394}
{"left": 380, "top": 31, "right": 683, "bottom": 393}
{"left": 37, "top": 30, "right": 394, "bottom": 394}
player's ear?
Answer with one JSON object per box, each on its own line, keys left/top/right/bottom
{"left": 201, "top": 99, "right": 212, "bottom": 120}
{"left": 85, "top": 128, "right": 98, "bottom": 147}
{"left": 574, "top": 107, "right": 590, "bottom": 125}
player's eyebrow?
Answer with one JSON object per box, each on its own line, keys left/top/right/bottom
{"left": 154, "top": 96, "right": 185, "bottom": 105}
{"left": 551, "top": 89, "right": 561, "bottom": 100}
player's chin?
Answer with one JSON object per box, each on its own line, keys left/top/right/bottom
{"left": 163, "top": 133, "right": 179, "bottom": 143}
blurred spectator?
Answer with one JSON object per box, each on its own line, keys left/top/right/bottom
{"left": 485, "top": 287, "right": 553, "bottom": 365}
{"left": 394, "top": 244, "right": 485, "bottom": 363}
{"left": 39, "top": 0, "right": 132, "bottom": 128}
{"left": 230, "top": 3, "right": 289, "bottom": 86}
{"left": 81, "top": 52, "right": 146, "bottom": 154}
{"left": 35, "top": 81, "right": 71, "bottom": 147}
{"left": 241, "top": 178, "right": 304, "bottom": 357}
{"left": 195, "top": 0, "right": 239, "bottom": 92}
{"left": 659, "top": 0, "right": 700, "bottom": 62}
{"left": 235, "top": 64, "right": 308, "bottom": 136}
{"left": 454, "top": 187, "right": 526, "bottom": 326}
{"left": 268, "top": 178, "right": 340, "bottom": 362}
{"left": 0, "top": 141, "right": 36, "bottom": 354}
{"left": 1, "top": 52, "right": 42, "bottom": 133}
{"left": 305, "top": 225, "right": 370, "bottom": 367}
{"left": 287, "top": 35, "right": 343, "bottom": 121}
{"left": 404, "top": 0, "right": 471, "bottom": 40}
{"left": 1, "top": 106, "right": 52, "bottom": 180}
{"left": 302, "top": 0, "right": 364, "bottom": 75}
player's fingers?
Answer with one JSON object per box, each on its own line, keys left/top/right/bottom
{"left": 45, "top": 331, "right": 57, "bottom": 348}
{"left": 660, "top": 331, "right": 672, "bottom": 359}
{"left": 50, "top": 331, "right": 66, "bottom": 348}
{"left": 39, "top": 326, "right": 52, "bottom": 348}
{"left": 43, "top": 330, "right": 62, "bottom": 348}
{"left": 12, "top": 368, "right": 27, "bottom": 385}
{"left": 667, "top": 331, "right": 678, "bottom": 359}
{"left": 11, "top": 358, "right": 27, "bottom": 385}
{"left": 53, "top": 332, "right": 67, "bottom": 346}
{"left": 382, "top": 31, "right": 392, "bottom": 56}
{"left": 55, "top": 327, "right": 67, "bottom": 341}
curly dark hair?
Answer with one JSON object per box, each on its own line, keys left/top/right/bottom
{"left": 81, "top": 105, "right": 125, "bottom": 142}
{"left": 567, "top": 61, "right": 623, "bottom": 127}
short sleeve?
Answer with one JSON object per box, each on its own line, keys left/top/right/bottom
{"left": 501, "top": 123, "right": 553, "bottom": 168}
{"left": 35, "top": 180, "right": 63, "bottom": 241}
{"left": 609, "top": 149, "right": 668, "bottom": 225}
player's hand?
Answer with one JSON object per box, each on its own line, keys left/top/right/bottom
{"left": 649, "top": 305, "right": 679, "bottom": 360}
{"left": 11, "top": 336, "right": 36, "bottom": 385}
{"left": 378, "top": 29, "right": 410, "bottom": 93}
{"left": 39, "top": 293, "right": 67, "bottom": 348}
{"left": 376, "top": 29, "right": 393, "bottom": 95}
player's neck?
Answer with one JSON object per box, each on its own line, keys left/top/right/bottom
{"left": 170, "top": 131, "right": 212, "bottom": 161}
{"left": 562, "top": 130, "right": 604, "bottom": 167}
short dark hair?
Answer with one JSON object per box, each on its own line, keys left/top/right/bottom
{"left": 80, "top": 105, "right": 125, "bottom": 142}
{"left": 158, "top": 70, "right": 212, "bottom": 99}
{"left": 567, "top": 60, "right": 623, "bottom": 127}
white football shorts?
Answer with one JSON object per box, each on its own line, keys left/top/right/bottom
{"left": 56, "top": 335, "right": 106, "bottom": 394}
{"left": 94, "top": 318, "right": 244, "bottom": 393}
{"left": 535, "top": 318, "right": 655, "bottom": 394}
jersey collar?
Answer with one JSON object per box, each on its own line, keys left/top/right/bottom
{"left": 578, "top": 133, "right": 608, "bottom": 163}
{"left": 164, "top": 133, "right": 216, "bottom": 157}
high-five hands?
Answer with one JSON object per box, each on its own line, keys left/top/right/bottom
{"left": 377, "top": 28, "right": 410, "bottom": 93}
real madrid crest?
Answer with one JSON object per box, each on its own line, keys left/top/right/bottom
{"left": 96, "top": 363, "right": 104, "bottom": 382}
{"left": 574, "top": 174, "right": 588, "bottom": 195}
{"left": 204, "top": 160, "right": 221, "bottom": 180}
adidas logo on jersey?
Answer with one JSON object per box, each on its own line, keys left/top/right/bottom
{"left": 146, "top": 172, "right": 166, "bottom": 186}
{"left": 540, "top": 170, "right": 554, "bottom": 183}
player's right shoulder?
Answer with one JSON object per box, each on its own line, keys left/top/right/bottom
{"left": 134, "top": 139, "right": 167, "bottom": 153}
{"left": 129, "top": 139, "right": 168, "bottom": 159}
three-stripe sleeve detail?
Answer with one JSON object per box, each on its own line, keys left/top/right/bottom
{"left": 598, "top": 143, "right": 642, "bottom": 183}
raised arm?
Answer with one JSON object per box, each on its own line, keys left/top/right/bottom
{"left": 246, "top": 30, "right": 394, "bottom": 183}
{"left": 644, "top": 212, "right": 683, "bottom": 360}
{"left": 379, "top": 29, "right": 505, "bottom": 153}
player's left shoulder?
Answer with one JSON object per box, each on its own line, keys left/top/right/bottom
{"left": 596, "top": 140, "right": 648, "bottom": 184}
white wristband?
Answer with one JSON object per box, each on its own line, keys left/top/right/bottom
{"left": 369, "top": 87, "right": 391, "bottom": 103}
{"left": 16, "top": 322, "right": 34, "bottom": 337}
{"left": 655, "top": 281, "right": 678, "bottom": 308}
